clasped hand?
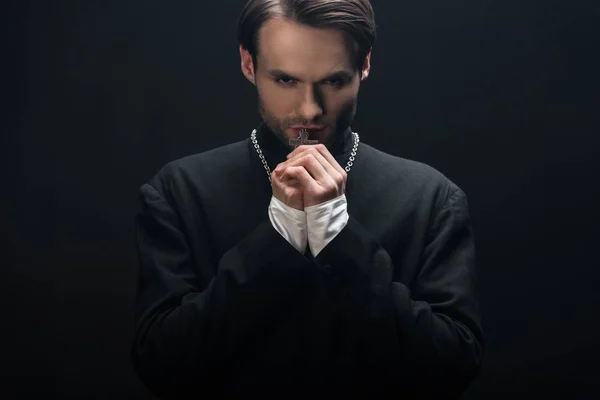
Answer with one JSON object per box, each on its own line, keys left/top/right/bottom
{"left": 271, "top": 144, "right": 347, "bottom": 211}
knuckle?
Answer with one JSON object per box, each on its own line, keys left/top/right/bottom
{"left": 317, "top": 186, "right": 329, "bottom": 196}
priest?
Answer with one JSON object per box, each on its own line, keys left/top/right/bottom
{"left": 131, "top": 0, "right": 484, "bottom": 398}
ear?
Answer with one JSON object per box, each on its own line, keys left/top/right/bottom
{"left": 240, "top": 45, "right": 256, "bottom": 85}
{"left": 361, "top": 50, "right": 371, "bottom": 81}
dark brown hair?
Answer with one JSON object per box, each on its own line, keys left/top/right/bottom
{"left": 237, "top": 0, "right": 376, "bottom": 72}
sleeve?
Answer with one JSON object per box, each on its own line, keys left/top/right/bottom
{"left": 268, "top": 195, "right": 308, "bottom": 253}
{"left": 305, "top": 193, "right": 349, "bottom": 257}
{"left": 313, "top": 188, "right": 484, "bottom": 398}
{"left": 130, "top": 183, "right": 311, "bottom": 399}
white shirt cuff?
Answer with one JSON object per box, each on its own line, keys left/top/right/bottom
{"left": 305, "top": 194, "right": 349, "bottom": 257}
{"left": 268, "top": 196, "right": 307, "bottom": 254}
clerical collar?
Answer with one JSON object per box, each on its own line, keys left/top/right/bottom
{"left": 253, "top": 121, "right": 354, "bottom": 163}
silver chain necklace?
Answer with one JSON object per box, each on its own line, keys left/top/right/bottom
{"left": 250, "top": 128, "right": 360, "bottom": 184}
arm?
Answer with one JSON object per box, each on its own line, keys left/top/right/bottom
{"left": 313, "top": 188, "right": 484, "bottom": 397}
{"left": 130, "top": 183, "right": 310, "bottom": 399}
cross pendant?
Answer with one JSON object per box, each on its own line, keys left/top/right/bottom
{"left": 289, "top": 129, "right": 319, "bottom": 149}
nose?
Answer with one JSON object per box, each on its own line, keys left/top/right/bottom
{"left": 297, "top": 85, "right": 323, "bottom": 121}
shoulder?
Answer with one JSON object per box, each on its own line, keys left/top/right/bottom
{"left": 358, "top": 143, "right": 464, "bottom": 209}
{"left": 142, "top": 139, "right": 249, "bottom": 196}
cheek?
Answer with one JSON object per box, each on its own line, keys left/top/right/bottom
{"left": 258, "top": 84, "right": 295, "bottom": 113}
{"left": 325, "top": 87, "right": 358, "bottom": 113}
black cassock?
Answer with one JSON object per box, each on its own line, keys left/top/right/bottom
{"left": 131, "top": 123, "right": 484, "bottom": 399}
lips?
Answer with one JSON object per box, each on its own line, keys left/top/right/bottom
{"left": 289, "top": 127, "right": 327, "bottom": 143}
{"left": 290, "top": 127, "right": 324, "bottom": 136}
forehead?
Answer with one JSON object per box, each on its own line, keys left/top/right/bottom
{"left": 257, "top": 18, "right": 355, "bottom": 74}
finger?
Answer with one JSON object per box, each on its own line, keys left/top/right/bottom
{"left": 272, "top": 169, "right": 298, "bottom": 184}
{"left": 274, "top": 149, "right": 310, "bottom": 175}
{"left": 287, "top": 143, "right": 326, "bottom": 161}
{"left": 276, "top": 147, "right": 310, "bottom": 174}
{"left": 286, "top": 145, "right": 311, "bottom": 160}
{"left": 282, "top": 153, "right": 332, "bottom": 184}
{"left": 308, "top": 149, "right": 342, "bottom": 183}
{"left": 277, "top": 145, "right": 327, "bottom": 175}
{"left": 311, "top": 144, "right": 346, "bottom": 178}
{"left": 287, "top": 144, "right": 345, "bottom": 178}
{"left": 280, "top": 175, "right": 300, "bottom": 185}
{"left": 284, "top": 147, "right": 344, "bottom": 186}
{"left": 281, "top": 166, "right": 316, "bottom": 189}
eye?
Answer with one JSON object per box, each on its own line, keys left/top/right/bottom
{"left": 276, "top": 77, "right": 296, "bottom": 86}
{"left": 324, "top": 78, "right": 347, "bottom": 88}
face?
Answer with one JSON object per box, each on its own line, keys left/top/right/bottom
{"left": 240, "top": 18, "right": 370, "bottom": 149}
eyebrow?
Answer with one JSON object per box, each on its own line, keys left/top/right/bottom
{"left": 267, "top": 69, "right": 354, "bottom": 82}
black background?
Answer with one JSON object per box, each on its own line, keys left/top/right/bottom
{"left": 3, "top": 0, "right": 599, "bottom": 398}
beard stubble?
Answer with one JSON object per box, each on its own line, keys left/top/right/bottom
{"left": 257, "top": 96, "right": 358, "bottom": 151}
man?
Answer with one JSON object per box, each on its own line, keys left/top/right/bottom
{"left": 131, "top": 0, "right": 484, "bottom": 399}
